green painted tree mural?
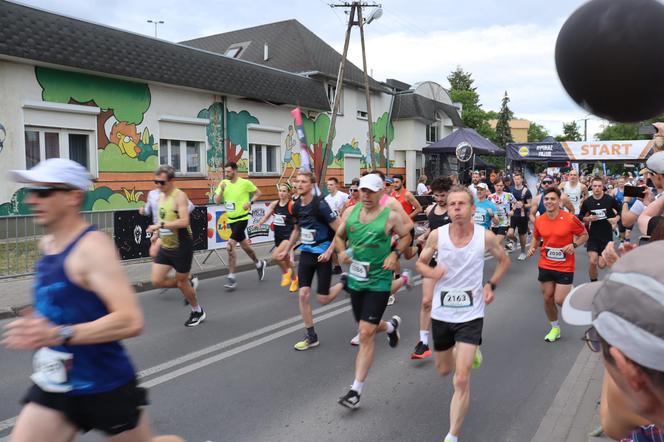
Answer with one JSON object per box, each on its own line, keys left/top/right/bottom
{"left": 197, "top": 102, "right": 225, "bottom": 170}
{"left": 0, "top": 189, "right": 31, "bottom": 216}
{"left": 335, "top": 140, "right": 363, "bottom": 164}
{"left": 226, "top": 110, "right": 259, "bottom": 171}
{"left": 303, "top": 113, "right": 334, "bottom": 173}
{"left": 372, "top": 112, "right": 394, "bottom": 168}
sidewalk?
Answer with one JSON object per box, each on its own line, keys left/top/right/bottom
{"left": 0, "top": 241, "right": 279, "bottom": 319}
{"left": 532, "top": 345, "right": 611, "bottom": 442}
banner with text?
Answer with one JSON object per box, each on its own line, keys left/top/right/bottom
{"left": 507, "top": 140, "right": 654, "bottom": 162}
{"left": 206, "top": 202, "right": 275, "bottom": 250}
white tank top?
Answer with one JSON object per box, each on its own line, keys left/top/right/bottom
{"left": 564, "top": 182, "right": 582, "bottom": 214}
{"left": 432, "top": 223, "right": 486, "bottom": 323}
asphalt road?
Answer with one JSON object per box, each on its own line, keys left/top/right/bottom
{"left": 0, "top": 247, "right": 603, "bottom": 442}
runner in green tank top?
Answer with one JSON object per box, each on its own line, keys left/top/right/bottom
{"left": 158, "top": 188, "right": 192, "bottom": 250}
{"left": 334, "top": 173, "right": 412, "bottom": 409}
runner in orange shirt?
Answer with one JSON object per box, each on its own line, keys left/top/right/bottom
{"left": 527, "top": 187, "right": 588, "bottom": 343}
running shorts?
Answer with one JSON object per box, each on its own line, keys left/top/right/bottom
{"left": 298, "top": 251, "right": 332, "bottom": 295}
{"left": 491, "top": 226, "right": 508, "bottom": 236}
{"left": 229, "top": 219, "right": 248, "bottom": 242}
{"left": 347, "top": 288, "right": 391, "bottom": 325}
{"left": 538, "top": 267, "right": 574, "bottom": 285}
{"left": 431, "top": 317, "right": 483, "bottom": 352}
{"left": 509, "top": 217, "right": 529, "bottom": 234}
{"left": 586, "top": 236, "right": 611, "bottom": 254}
{"left": 154, "top": 243, "right": 193, "bottom": 274}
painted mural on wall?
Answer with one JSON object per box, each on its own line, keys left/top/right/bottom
{"left": 372, "top": 112, "right": 394, "bottom": 168}
{"left": 226, "top": 110, "right": 258, "bottom": 172}
{"left": 0, "top": 122, "right": 6, "bottom": 155}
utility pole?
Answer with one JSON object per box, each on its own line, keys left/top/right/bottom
{"left": 147, "top": 19, "right": 164, "bottom": 38}
{"left": 357, "top": 5, "right": 375, "bottom": 170}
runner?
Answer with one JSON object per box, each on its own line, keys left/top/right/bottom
{"left": 611, "top": 176, "right": 633, "bottom": 244}
{"left": 473, "top": 183, "right": 498, "bottom": 230}
{"left": 579, "top": 176, "right": 622, "bottom": 282}
{"left": 214, "top": 161, "right": 267, "bottom": 290}
{"left": 324, "top": 177, "right": 349, "bottom": 275}
{"left": 561, "top": 169, "right": 588, "bottom": 215}
{"left": 3, "top": 158, "right": 182, "bottom": 441}
{"left": 340, "top": 178, "right": 360, "bottom": 215}
{"left": 530, "top": 176, "right": 575, "bottom": 223}
{"left": 278, "top": 171, "right": 340, "bottom": 350}
{"left": 488, "top": 178, "right": 515, "bottom": 248}
{"left": 257, "top": 183, "right": 298, "bottom": 293}
{"left": 411, "top": 176, "right": 453, "bottom": 360}
{"left": 416, "top": 185, "right": 510, "bottom": 442}
{"left": 390, "top": 173, "right": 423, "bottom": 258}
{"left": 527, "top": 187, "right": 588, "bottom": 342}
{"left": 148, "top": 165, "right": 205, "bottom": 327}
{"left": 507, "top": 172, "right": 532, "bottom": 260}
{"left": 468, "top": 171, "right": 482, "bottom": 199}
{"left": 335, "top": 173, "right": 411, "bottom": 408}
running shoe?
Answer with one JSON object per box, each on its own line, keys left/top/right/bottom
{"left": 257, "top": 259, "right": 267, "bottom": 281}
{"left": 544, "top": 326, "right": 561, "bottom": 342}
{"left": 294, "top": 335, "right": 319, "bottom": 351}
{"left": 184, "top": 309, "right": 206, "bottom": 327}
{"left": 224, "top": 276, "right": 237, "bottom": 291}
{"left": 332, "top": 265, "right": 343, "bottom": 275}
{"left": 410, "top": 341, "right": 432, "bottom": 359}
{"left": 350, "top": 333, "right": 360, "bottom": 346}
{"left": 387, "top": 315, "right": 401, "bottom": 348}
{"left": 280, "top": 269, "right": 292, "bottom": 287}
{"left": 444, "top": 437, "right": 457, "bottom": 442}
{"left": 506, "top": 241, "right": 515, "bottom": 251}
{"left": 472, "top": 347, "right": 483, "bottom": 369}
{"left": 387, "top": 295, "right": 396, "bottom": 306}
{"left": 517, "top": 252, "right": 527, "bottom": 261}
{"left": 338, "top": 389, "right": 361, "bottom": 409}
{"left": 401, "top": 269, "right": 413, "bottom": 291}
{"left": 289, "top": 277, "right": 299, "bottom": 293}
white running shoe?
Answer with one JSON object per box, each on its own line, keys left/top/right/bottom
{"left": 350, "top": 333, "right": 360, "bottom": 346}
{"left": 517, "top": 252, "right": 527, "bottom": 261}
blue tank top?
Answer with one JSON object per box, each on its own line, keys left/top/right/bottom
{"left": 537, "top": 191, "right": 546, "bottom": 215}
{"left": 33, "top": 225, "right": 135, "bottom": 395}
{"left": 615, "top": 189, "right": 624, "bottom": 205}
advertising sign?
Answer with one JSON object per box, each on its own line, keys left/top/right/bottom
{"left": 206, "top": 202, "right": 274, "bottom": 250}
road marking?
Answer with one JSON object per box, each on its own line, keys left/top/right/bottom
{"left": 0, "top": 418, "right": 15, "bottom": 435}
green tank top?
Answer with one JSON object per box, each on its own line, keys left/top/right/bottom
{"left": 158, "top": 188, "right": 192, "bottom": 250}
{"left": 346, "top": 203, "right": 393, "bottom": 292}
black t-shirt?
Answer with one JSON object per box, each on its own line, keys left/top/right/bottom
{"left": 293, "top": 195, "right": 336, "bottom": 251}
{"left": 427, "top": 205, "right": 451, "bottom": 230}
{"left": 509, "top": 186, "right": 532, "bottom": 218}
{"left": 579, "top": 194, "right": 621, "bottom": 240}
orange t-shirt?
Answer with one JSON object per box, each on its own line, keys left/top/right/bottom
{"left": 534, "top": 211, "right": 586, "bottom": 273}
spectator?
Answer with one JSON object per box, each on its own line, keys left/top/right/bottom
{"left": 417, "top": 174, "right": 430, "bottom": 196}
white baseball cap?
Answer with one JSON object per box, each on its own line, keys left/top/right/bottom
{"left": 476, "top": 182, "right": 489, "bottom": 190}
{"left": 646, "top": 151, "right": 664, "bottom": 174}
{"left": 359, "top": 174, "right": 384, "bottom": 192}
{"left": 9, "top": 158, "right": 92, "bottom": 190}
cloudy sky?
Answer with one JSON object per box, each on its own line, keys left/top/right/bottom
{"left": 22, "top": 0, "right": 607, "bottom": 139}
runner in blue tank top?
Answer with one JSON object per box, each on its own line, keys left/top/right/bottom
{"left": 3, "top": 159, "right": 181, "bottom": 441}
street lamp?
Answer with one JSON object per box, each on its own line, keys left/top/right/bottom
{"left": 147, "top": 19, "right": 164, "bottom": 38}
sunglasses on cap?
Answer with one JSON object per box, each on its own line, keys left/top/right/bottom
{"left": 27, "top": 186, "right": 75, "bottom": 198}
{"left": 581, "top": 326, "right": 601, "bottom": 353}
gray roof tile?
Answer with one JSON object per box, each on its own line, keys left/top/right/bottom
{"left": 392, "top": 93, "right": 463, "bottom": 127}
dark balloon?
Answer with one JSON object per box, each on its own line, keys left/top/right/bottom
{"left": 555, "top": 0, "right": 664, "bottom": 122}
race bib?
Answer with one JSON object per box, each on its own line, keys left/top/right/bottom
{"left": 273, "top": 214, "right": 286, "bottom": 227}
{"left": 31, "top": 347, "right": 73, "bottom": 393}
{"left": 473, "top": 211, "right": 486, "bottom": 224}
{"left": 591, "top": 208, "right": 607, "bottom": 220}
{"left": 159, "top": 228, "right": 173, "bottom": 237}
{"left": 301, "top": 228, "right": 316, "bottom": 245}
{"left": 440, "top": 289, "right": 473, "bottom": 308}
{"left": 225, "top": 202, "right": 236, "bottom": 211}
{"left": 349, "top": 260, "right": 370, "bottom": 281}
{"left": 545, "top": 247, "right": 566, "bottom": 261}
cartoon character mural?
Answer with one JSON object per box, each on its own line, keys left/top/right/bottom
{"left": 0, "top": 122, "right": 6, "bottom": 155}
{"left": 301, "top": 113, "right": 334, "bottom": 173}
{"left": 283, "top": 124, "right": 298, "bottom": 167}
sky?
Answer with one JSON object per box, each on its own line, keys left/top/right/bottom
{"left": 19, "top": 0, "right": 608, "bottom": 139}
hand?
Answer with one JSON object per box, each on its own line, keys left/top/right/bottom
{"left": 382, "top": 251, "right": 398, "bottom": 271}
{"left": 427, "top": 263, "right": 447, "bottom": 280}
{"left": 147, "top": 224, "right": 160, "bottom": 233}
{"left": 588, "top": 215, "right": 599, "bottom": 222}
{"left": 642, "top": 187, "right": 654, "bottom": 204}
{"left": 318, "top": 249, "right": 333, "bottom": 262}
{"left": 2, "top": 308, "right": 60, "bottom": 350}
{"left": 600, "top": 241, "right": 620, "bottom": 269}
{"left": 243, "top": 202, "right": 252, "bottom": 211}
{"left": 527, "top": 247, "right": 536, "bottom": 257}
{"left": 276, "top": 249, "right": 289, "bottom": 261}
{"left": 562, "top": 243, "right": 575, "bottom": 255}
{"left": 483, "top": 284, "right": 495, "bottom": 305}
{"left": 338, "top": 251, "right": 352, "bottom": 265}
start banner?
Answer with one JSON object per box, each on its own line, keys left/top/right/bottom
{"left": 507, "top": 140, "right": 654, "bottom": 162}
{"left": 206, "top": 202, "right": 275, "bottom": 250}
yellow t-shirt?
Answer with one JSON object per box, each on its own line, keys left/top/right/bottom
{"left": 158, "top": 188, "right": 192, "bottom": 250}
{"left": 215, "top": 177, "right": 257, "bottom": 223}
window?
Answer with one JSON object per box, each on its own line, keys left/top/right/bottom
{"left": 249, "top": 143, "right": 279, "bottom": 174}
{"left": 356, "top": 110, "right": 368, "bottom": 120}
{"left": 159, "top": 139, "right": 203, "bottom": 174}
{"left": 224, "top": 46, "right": 242, "bottom": 58}
{"left": 24, "top": 128, "right": 92, "bottom": 170}
{"left": 426, "top": 123, "right": 439, "bottom": 143}
{"left": 327, "top": 83, "right": 343, "bottom": 115}
{"left": 343, "top": 154, "right": 361, "bottom": 184}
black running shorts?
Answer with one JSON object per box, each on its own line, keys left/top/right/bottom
{"left": 586, "top": 236, "right": 611, "bottom": 254}
{"left": 229, "top": 219, "right": 249, "bottom": 242}
{"left": 431, "top": 317, "right": 483, "bottom": 352}
{"left": 538, "top": 267, "right": 574, "bottom": 285}
{"left": 347, "top": 287, "right": 391, "bottom": 325}
{"left": 23, "top": 379, "right": 148, "bottom": 435}
{"left": 298, "top": 251, "right": 332, "bottom": 295}
{"left": 154, "top": 243, "right": 193, "bottom": 274}
{"left": 491, "top": 226, "right": 508, "bottom": 236}
{"left": 509, "top": 216, "right": 529, "bottom": 234}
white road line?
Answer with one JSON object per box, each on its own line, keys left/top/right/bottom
{"left": 0, "top": 418, "right": 15, "bottom": 434}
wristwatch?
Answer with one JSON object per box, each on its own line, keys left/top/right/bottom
{"left": 160, "top": 221, "right": 165, "bottom": 229}
{"left": 485, "top": 281, "right": 496, "bottom": 290}
{"left": 57, "top": 325, "right": 75, "bottom": 345}
{"left": 573, "top": 242, "right": 578, "bottom": 248}
{"left": 393, "top": 249, "right": 403, "bottom": 259}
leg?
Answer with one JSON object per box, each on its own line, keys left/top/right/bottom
{"left": 10, "top": 403, "right": 77, "bottom": 442}
{"left": 588, "top": 251, "right": 599, "bottom": 280}
{"left": 354, "top": 320, "right": 380, "bottom": 382}
{"left": 314, "top": 258, "right": 335, "bottom": 304}
{"left": 227, "top": 239, "right": 237, "bottom": 274}
{"left": 540, "top": 281, "right": 557, "bottom": 321}
{"left": 519, "top": 233, "right": 527, "bottom": 251}
{"left": 239, "top": 238, "right": 258, "bottom": 263}
{"left": 419, "top": 278, "right": 434, "bottom": 333}
{"left": 496, "top": 234, "right": 505, "bottom": 247}
{"left": 298, "top": 286, "right": 314, "bottom": 327}
{"left": 149, "top": 237, "right": 160, "bottom": 259}
{"left": 106, "top": 410, "right": 183, "bottom": 442}
{"left": 151, "top": 263, "right": 177, "bottom": 288}
{"left": 506, "top": 227, "right": 516, "bottom": 242}
{"left": 434, "top": 348, "right": 455, "bottom": 377}
{"left": 448, "top": 342, "right": 477, "bottom": 437}
{"left": 175, "top": 272, "right": 198, "bottom": 308}
{"left": 272, "top": 242, "right": 290, "bottom": 274}
{"left": 553, "top": 284, "right": 573, "bottom": 307}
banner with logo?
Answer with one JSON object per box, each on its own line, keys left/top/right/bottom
{"left": 114, "top": 210, "right": 153, "bottom": 260}
{"left": 507, "top": 140, "right": 654, "bottom": 162}
{"left": 206, "top": 202, "right": 275, "bottom": 250}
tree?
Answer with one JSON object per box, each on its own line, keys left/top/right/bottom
{"left": 527, "top": 122, "right": 550, "bottom": 142}
{"left": 303, "top": 113, "right": 334, "bottom": 176}
{"left": 494, "top": 91, "right": 514, "bottom": 148}
{"left": 447, "top": 67, "right": 496, "bottom": 141}
{"left": 372, "top": 112, "right": 395, "bottom": 168}
{"left": 447, "top": 66, "right": 476, "bottom": 92}
{"left": 555, "top": 121, "right": 583, "bottom": 141}
{"left": 595, "top": 123, "right": 639, "bottom": 141}
{"left": 226, "top": 110, "right": 259, "bottom": 166}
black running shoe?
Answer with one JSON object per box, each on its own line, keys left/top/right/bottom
{"left": 332, "top": 265, "right": 342, "bottom": 275}
{"left": 257, "top": 259, "right": 267, "bottom": 281}
{"left": 338, "top": 389, "right": 361, "bottom": 409}
{"left": 410, "top": 341, "right": 432, "bottom": 359}
{"left": 387, "top": 315, "right": 401, "bottom": 348}
{"left": 185, "top": 309, "right": 206, "bottom": 327}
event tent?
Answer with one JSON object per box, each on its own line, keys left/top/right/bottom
{"left": 423, "top": 128, "right": 504, "bottom": 156}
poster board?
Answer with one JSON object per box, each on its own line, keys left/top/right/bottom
{"left": 206, "top": 202, "right": 275, "bottom": 250}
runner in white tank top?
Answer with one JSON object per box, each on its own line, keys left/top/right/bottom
{"left": 561, "top": 169, "right": 588, "bottom": 215}
{"left": 416, "top": 185, "right": 511, "bottom": 442}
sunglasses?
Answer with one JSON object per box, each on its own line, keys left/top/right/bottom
{"left": 581, "top": 326, "right": 601, "bottom": 353}
{"left": 349, "top": 188, "right": 358, "bottom": 192}
{"left": 154, "top": 180, "right": 167, "bottom": 185}
{"left": 27, "top": 186, "right": 75, "bottom": 198}
{"left": 542, "top": 181, "right": 553, "bottom": 185}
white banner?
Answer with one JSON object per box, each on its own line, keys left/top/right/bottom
{"left": 206, "top": 202, "right": 275, "bottom": 250}
{"left": 561, "top": 140, "right": 653, "bottom": 160}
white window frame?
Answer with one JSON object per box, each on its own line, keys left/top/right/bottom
{"left": 426, "top": 123, "right": 439, "bottom": 143}
{"left": 159, "top": 139, "right": 206, "bottom": 176}
{"left": 24, "top": 126, "right": 97, "bottom": 177}
{"left": 248, "top": 143, "right": 281, "bottom": 177}
{"left": 343, "top": 154, "right": 362, "bottom": 185}
{"left": 327, "top": 83, "right": 343, "bottom": 115}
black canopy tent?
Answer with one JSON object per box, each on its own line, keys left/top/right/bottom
{"left": 422, "top": 128, "right": 504, "bottom": 182}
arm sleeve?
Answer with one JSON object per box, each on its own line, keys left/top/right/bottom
{"left": 245, "top": 179, "right": 258, "bottom": 193}
{"left": 571, "top": 215, "right": 586, "bottom": 235}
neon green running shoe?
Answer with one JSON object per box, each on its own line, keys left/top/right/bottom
{"left": 544, "top": 326, "right": 561, "bottom": 342}
{"left": 472, "top": 347, "right": 483, "bottom": 369}
{"left": 294, "top": 335, "right": 320, "bottom": 351}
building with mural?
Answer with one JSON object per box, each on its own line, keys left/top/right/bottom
{"left": 0, "top": 2, "right": 460, "bottom": 215}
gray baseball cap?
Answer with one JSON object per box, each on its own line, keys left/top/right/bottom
{"left": 646, "top": 151, "right": 664, "bottom": 174}
{"left": 9, "top": 158, "right": 92, "bottom": 190}
{"left": 562, "top": 241, "right": 664, "bottom": 371}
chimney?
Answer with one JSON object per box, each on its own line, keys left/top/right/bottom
{"left": 264, "top": 42, "right": 269, "bottom": 61}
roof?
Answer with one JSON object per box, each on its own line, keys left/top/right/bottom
{"left": 423, "top": 128, "right": 503, "bottom": 156}
{"left": 391, "top": 93, "right": 463, "bottom": 127}
{"left": 0, "top": 1, "right": 330, "bottom": 111}
{"left": 182, "top": 19, "right": 386, "bottom": 92}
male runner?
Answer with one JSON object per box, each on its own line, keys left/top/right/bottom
{"left": 530, "top": 176, "right": 574, "bottom": 223}
{"left": 214, "top": 161, "right": 266, "bottom": 290}
{"left": 341, "top": 178, "right": 360, "bottom": 215}
{"left": 488, "top": 179, "right": 515, "bottom": 248}
{"left": 278, "top": 171, "right": 340, "bottom": 350}
{"left": 4, "top": 158, "right": 181, "bottom": 441}
{"left": 527, "top": 187, "right": 588, "bottom": 342}
{"left": 149, "top": 165, "right": 204, "bottom": 327}
{"left": 578, "top": 176, "right": 621, "bottom": 282}
{"left": 468, "top": 171, "right": 482, "bottom": 199}
{"left": 472, "top": 183, "right": 498, "bottom": 230}
{"left": 411, "top": 176, "right": 453, "bottom": 359}
{"left": 507, "top": 172, "right": 532, "bottom": 260}
{"left": 561, "top": 169, "right": 588, "bottom": 215}
{"left": 417, "top": 185, "right": 510, "bottom": 442}
{"left": 324, "top": 177, "right": 349, "bottom": 274}
{"left": 335, "top": 173, "right": 411, "bottom": 408}
{"left": 611, "top": 176, "right": 632, "bottom": 244}
{"left": 390, "top": 173, "right": 422, "bottom": 258}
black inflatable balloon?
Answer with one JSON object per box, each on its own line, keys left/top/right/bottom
{"left": 555, "top": 0, "right": 664, "bottom": 122}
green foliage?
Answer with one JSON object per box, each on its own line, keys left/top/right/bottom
{"left": 447, "top": 67, "right": 495, "bottom": 141}
{"left": 494, "top": 92, "right": 514, "bottom": 148}
{"left": 595, "top": 123, "right": 640, "bottom": 141}
{"left": 82, "top": 187, "right": 114, "bottom": 212}
{"left": 0, "top": 188, "right": 31, "bottom": 216}
{"left": 447, "top": 66, "right": 476, "bottom": 92}
{"left": 91, "top": 193, "right": 144, "bottom": 211}
{"left": 335, "top": 143, "right": 362, "bottom": 162}
{"left": 372, "top": 112, "right": 394, "bottom": 144}
{"left": 227, "top": 110, "right": 259, "bottom": 150}
{"left": 556, "top": 121, "right": 583, "bottom": 141}
{"left": 99, "top": 143, "right": 158, "bottom": 172}
{"left": 527, "top": 122, "right": 550, "bottom": 142}
{"left": 198, "top": 102, "right": 225, "bottom": 169}
{"left": 303, "top": 113, "right": 331, "bottom": 145}
{"left": 36, "top": 67, "right": 150, "bottom": 124}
